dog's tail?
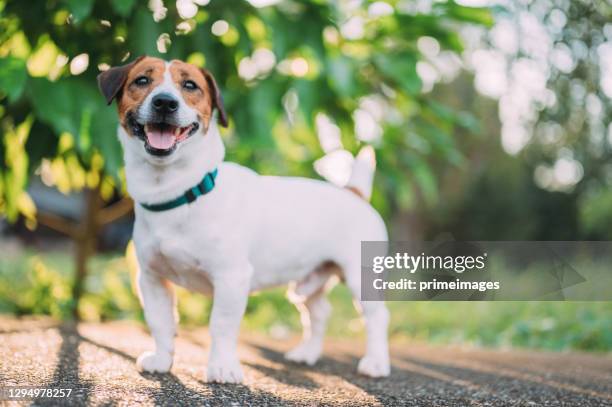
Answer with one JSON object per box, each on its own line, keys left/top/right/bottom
{"left": 345, "top": 145, "right": 376, "bottom": 201}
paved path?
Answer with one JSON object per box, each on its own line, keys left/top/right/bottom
{"left": 0, "top": 317, "right": 611, "bottom": 406}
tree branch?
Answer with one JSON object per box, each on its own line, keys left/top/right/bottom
{"left": 36, "top": 211, "right": 78, "bottom": 238}
{"left": 96, "top": 197, "right": 134, "bottom": 226}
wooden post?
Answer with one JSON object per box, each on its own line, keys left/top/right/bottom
{"left": 70, "top": 185, "right": 102, "bottom": 320}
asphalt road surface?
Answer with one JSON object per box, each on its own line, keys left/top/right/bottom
{"left": 0, "top": 316, "right": 611, "bottom": 406}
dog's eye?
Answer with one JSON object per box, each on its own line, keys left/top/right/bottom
{"left": 134, "top": 76, "right": 150, "bottom": 86}
{"left": 182, "top": 80, "right": 198, "bottom": 90}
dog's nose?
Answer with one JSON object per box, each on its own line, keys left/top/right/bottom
{"left": 152, "top": 93, "right": 179, "bottom": 114}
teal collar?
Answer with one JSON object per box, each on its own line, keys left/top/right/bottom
{"left": 140, "top": 168, "right": 218, "bottom": 212}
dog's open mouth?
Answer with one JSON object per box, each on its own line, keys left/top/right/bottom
{"left": 145, "top": 122, "right": 195, "bottom": 153}
{"left": 128, "top": 117, "right": 199, "bottom": 156}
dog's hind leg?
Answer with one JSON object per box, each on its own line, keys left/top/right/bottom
{"left": 354, "top": 299, "right": 390, "bottom": 377}
{"left": 344, "top": 260, "right": 390, "bottom": 377}
{"left": 284, "top": 267, "right": 335, "bottom": 365}
{"left": 136, "top": 270, "right": 177, "bottom": 373}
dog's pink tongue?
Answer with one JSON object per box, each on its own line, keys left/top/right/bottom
{"left": 146, "top": 128, "right": 175, "bottom": 149}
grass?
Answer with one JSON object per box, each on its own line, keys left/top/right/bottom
{"left": 0, "top": 249, "right": 611, "bottom": 352}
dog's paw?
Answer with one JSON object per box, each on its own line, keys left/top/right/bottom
{"left": 284, "top": 342, "right": 321, "bottom": 366}
{"left": 136, "top": 351, "right": 173, "bottom": 373}
{"left": 206, "top": 356, "right": 244, "bottom": 384}
{"left": 357, "top": 354, "right": 390, "bottom": 378}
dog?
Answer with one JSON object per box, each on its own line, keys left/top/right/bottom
{"left": 98, "top": 56, "right": 390, "bottom": 383}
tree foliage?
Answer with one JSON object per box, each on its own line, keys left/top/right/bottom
{"left": 0, "top": 0, "right": 491, "bottom": 221}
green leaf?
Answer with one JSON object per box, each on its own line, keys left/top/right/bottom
{"left": 294, "top": 79, "right": 318, "bottom": 123}
{"left": 0, "top": 57, "right": 27, "bottom": 102}
{"left": 24, "top": 121, "right": 58, "bottom": 172}
{"left": 129, "top": 8, "right": 164, "bottom": 56}
{"left": 27, "top": 78, "right": 123, "bottom": 176}
{"left": 64, "top": 0, "right": 95, "bottom": 22}
{"left": 90, "top": 100, "right": 122, "bottom": 177}
{"left": 110, "top": 0, "right": 136, "bottom": 17}
{"left": 373, "top": 53, "right": 421, "bottom": 95}
{"left": 247, "top": 78, "right": 281, "bottom": 145}
{"left": 412, "top": 159, "right": 437, "bottom": 205}
{"left": 327, "top": 55, "right": 355, "bottom": 97}
{"left": 456, "top": 111, "right": 481, "bottom": 134}
{"left": 1, "top": 117, "right": 32, "bottom": 222}
{"left": 28, "top": 78, "right": 81, "bottom": 137}
{"left": 427, "top": 100, "right": 456, "bottom": 123}
{"left": 440, "top": 2, "right": 494, "bottom": 27}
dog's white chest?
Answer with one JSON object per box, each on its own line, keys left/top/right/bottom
{"left": 141, "top": 228, "right": 213, "bottom": 294}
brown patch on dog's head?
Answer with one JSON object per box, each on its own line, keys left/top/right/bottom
{"left": 168, "top": 60, "right": 228, "bottom": 129}
{"left": 98, "top": 56, "right": 166, "bottom": 124}
{"left": 97, "top": 56, "right": 144, "bottom": 106}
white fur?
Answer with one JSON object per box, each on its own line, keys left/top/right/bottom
{"left": 121, "top": 63, "right": 390, "bottom": 382}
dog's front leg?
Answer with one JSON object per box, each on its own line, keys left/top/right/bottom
{"left": 206, "top": 265, "right": 252, "bottom": 383}
{"left": 136, "top": 270, "right": 176, "bottom": 373}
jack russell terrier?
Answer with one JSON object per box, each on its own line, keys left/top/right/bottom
{"left": 98, "top": 56, "right": 390, "bottom": 383}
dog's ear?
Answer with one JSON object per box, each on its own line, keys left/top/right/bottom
{"left": 97, "top": 56, "right": 145, "bottom": 105}
{"left": 200, "top": 68, "right": 228, "bottom": 128}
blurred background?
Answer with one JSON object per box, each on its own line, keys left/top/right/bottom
{"left": 0, "top": 0, "right": 610, "bottom": 352}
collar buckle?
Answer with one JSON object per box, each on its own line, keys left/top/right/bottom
{"left": 185, "top": 188, "right": 198, "bottom": 203}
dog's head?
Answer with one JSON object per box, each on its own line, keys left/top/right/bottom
{"left": 98, "top": 56, "right": 227, "bottom": 159}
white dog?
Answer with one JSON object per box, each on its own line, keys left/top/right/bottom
{"left": 98, "top": 56, "right": 390, "bottom": 383}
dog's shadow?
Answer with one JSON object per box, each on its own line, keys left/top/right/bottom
{"left": 57, "top": 326, "right": 402, "bottom": 405}
{"left": 184, "top": 335, "right": 400, "bottom": 403}
{"left": 77, "top": 331, "right": 286, "bottom": 405}
{"left": 242, "top": 360, "right": 319, "bottom": 390}
{"left": 75, "top": 337, "right": 210, "bottom": 404}
{"left": 60, "top": 328, "right": 611, "bottom": 406}
{"left": 247, "top": 343, "right": 413, "bottom": 406}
